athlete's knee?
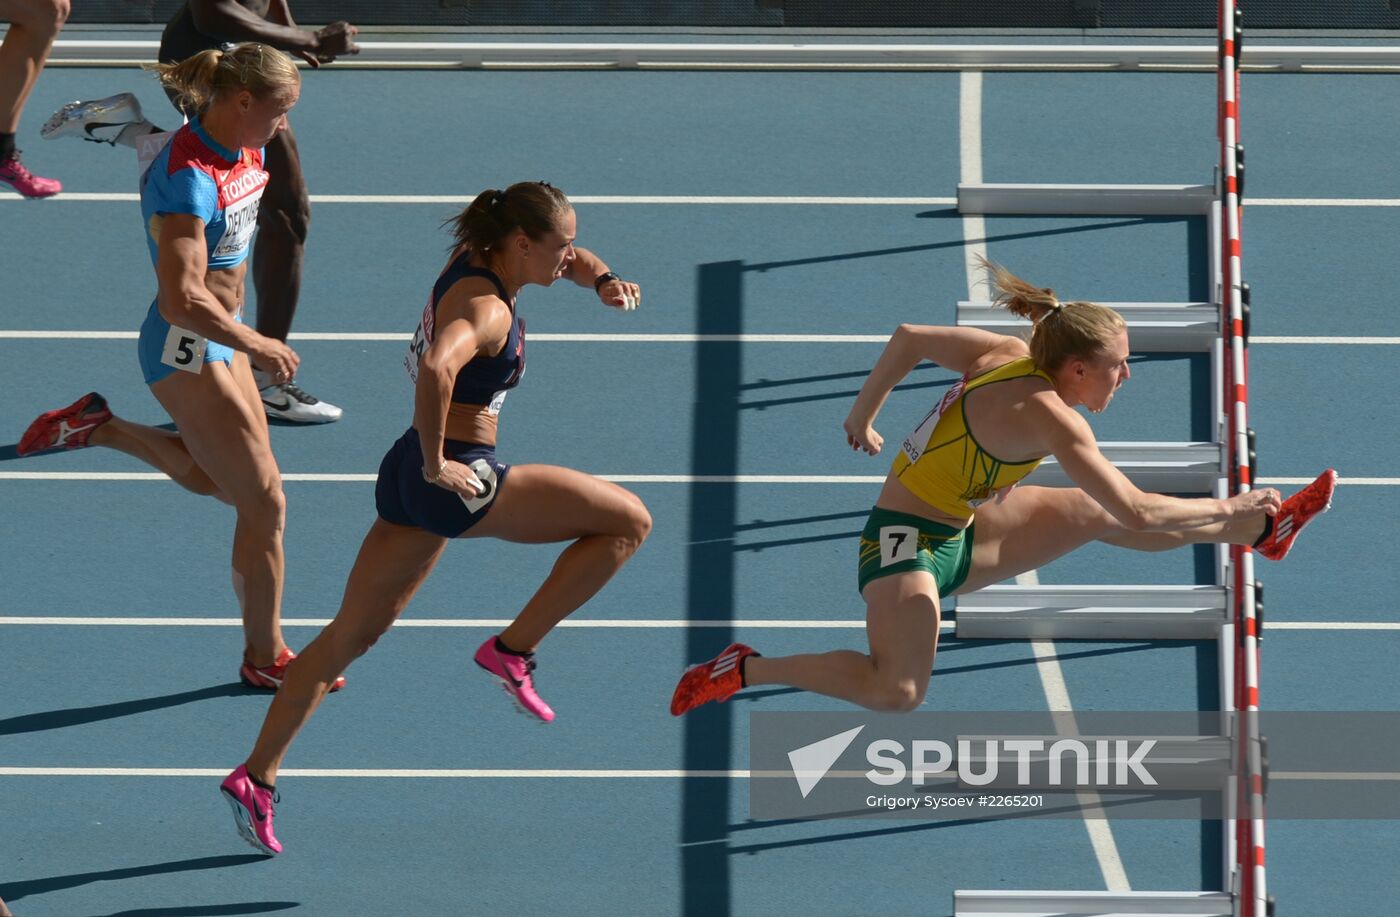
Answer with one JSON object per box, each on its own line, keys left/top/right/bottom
{"left": 20, "top": 0, "right": 69, "bottom": 36}
{"left": 621, "top": 495, "right": 653, "bottom": 547}
{"left": 235, "top": 479, "right": 287, "bottom": 533}
{"left": 329, "top": 619, "right": 391, "bottom": 661}
{"left": 866, "top": 675, "right": 926, "bottom": 712}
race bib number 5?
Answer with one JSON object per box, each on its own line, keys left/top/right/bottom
{"left": 879, "top": 525, "right": 919, "bottom": 567}
{"left": 160, "top": 325, "right": 207, "bottom": 373}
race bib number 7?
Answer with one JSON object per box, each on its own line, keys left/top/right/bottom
{"left": 879, "top": 525, "right": 919, "bottom": 567}
{"left": 160, "top": 325, "right": 207, "bottom": 373}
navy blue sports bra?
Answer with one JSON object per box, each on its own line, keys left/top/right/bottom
{"left": 404, "top": 254, "right": 526, "bottom": 412}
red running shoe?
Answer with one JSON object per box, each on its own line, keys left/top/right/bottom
{"left": 1255, "top": 469, "right": 1337, "bottom": 561}
{"left": 240, "top": 647, "right": 346, "bottom": 692}
{"left": 670, "top": 643, "right": 759, "bottom": 716}
{"left": 18, "top": 392, "right": 112, "bottom": 456}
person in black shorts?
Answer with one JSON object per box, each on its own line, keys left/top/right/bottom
{"left": 41, "top": 0, "right": 359, "bottom": 423}
{"left": 217, "top": 182, "right": 651, "bottom": 856}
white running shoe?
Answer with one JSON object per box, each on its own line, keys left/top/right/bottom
{"left": 256, "top": 372, "right": 344, "bottom": 425}
{"left": 41, "top": 92, "right": 146, "bottom": 145}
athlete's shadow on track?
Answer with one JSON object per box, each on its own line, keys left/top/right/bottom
{"left": 0, "top": 683, "right": 259, "bottom": 736}
{"left": 730, "top": 643, "right": 1163, "bottom": 704}
{"left": 0, "top": 423, "right": 180, "bottom": 463}
{"left": 0, "top": 854, "right": 278, "bottom": 905}
{"left": 87, "top": 905, "right": 298, "bottom": 917}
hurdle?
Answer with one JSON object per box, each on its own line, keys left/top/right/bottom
{"left": 956, "top": 301, "right": 1220, "bottom": 353}
{"left": 950, "top": 1, "right": 1261, "bottom": 914}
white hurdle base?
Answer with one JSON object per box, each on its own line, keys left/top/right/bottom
{"left": 954, "top": 889, "right": 1232, "bottom": 917}
{"left": 1027, "top": 442, "right": 1222, "bottom": 494}
{"left": 957, "top": 301, "right": 1219, "bottom": 353}
{"left": 958, "top": 183, "right": 1215, "bottom": 216}
{"left": 954, "top": 585, "right": 1226, "bottom": 640}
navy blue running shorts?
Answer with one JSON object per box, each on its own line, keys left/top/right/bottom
{"left": 375, "top": 427, "right": 510, "bottom": 537}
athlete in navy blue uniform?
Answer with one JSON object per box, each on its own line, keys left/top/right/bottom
{"left": 17, "top": 44, "right": 341, "bottom": 693}
{"left": 220, "top": 182, "right": 651, "bottom": 855}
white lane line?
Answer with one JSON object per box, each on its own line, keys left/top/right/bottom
{"left": 4, "top": 472, "right": 1394, "bottom": 486}
{"left": 0, "top": 192, "right": 954, "bottom": 205}
{"left": 0, "top": 331, "right": 885, "bottom": 342}
{"left": 1020, "top": 566, "right": 1132, "bottom": 893}
{"left": 0, "top": 616, "right": 914, "bottom": 629}
{"left": 9, "top": 192, "right": 1400, "bottom": 207}
{"left": 959, "top": 70, "right": 990, "bottom": 301}
{"left": 1, "top": 616, "right": 1389, "bottom": 630}
{"left": 1249, "top": 198, "right": 1400, "bottom": 207}
{"left": 1265, "top": 622, "right": 1400, "bottom": 630}
{"left": 0, "top": 472, "right": 889, "bottom": 483}
{"left": 3, "top": 331, "right": 1396, "bottom": 345}
{"left": 1250, "top": 336, "right": 1400, "bottom": 345}
{"left": 1258, "top": 477, "right": 1399, "bottom": 486}
{"left": 0, "top": 767, "right": 749, "bottom": 778}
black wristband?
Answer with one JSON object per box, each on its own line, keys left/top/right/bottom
{"left": 593, "top": 271, "right": 620, "bottom": 292}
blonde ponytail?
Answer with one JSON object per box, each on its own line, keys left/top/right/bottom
{"left": 146, "top": 43, "right": 299, "bottom": 115}
{"left": 978, "top": 256, "right": 1126, "bottom": 372}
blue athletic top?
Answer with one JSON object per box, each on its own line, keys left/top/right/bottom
{"left": 404, "top": 254, "right": 526, "bottom": 413}
{"left": 140, "top": 119, "right": 267, "bottom": 272}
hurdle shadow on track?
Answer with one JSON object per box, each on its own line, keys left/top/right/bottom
{"left": 0, "top": 855, "right": 271, "bottom": 903}
{"left": 0, "top": 683, "right": 254, "bottom": 736}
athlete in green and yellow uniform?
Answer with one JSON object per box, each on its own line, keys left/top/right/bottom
{"left": 671, "top": 259, "right": 1334, "bottom": 715}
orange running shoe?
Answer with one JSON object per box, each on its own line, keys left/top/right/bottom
{"left": 17, "top": 392, "right": 112, "bottom": 455}
{"left": 1255, "top": 469, "right": 1337, "bottom": 561}
{"left": 240, "top": 647, "right": 346, "bottom": 692}
{"left": 670, "top": 643, "right": 759, "bottom": 716}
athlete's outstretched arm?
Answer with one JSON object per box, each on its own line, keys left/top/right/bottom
{"left": 1036, "top": 394, "right": 1280, "bottom": 531}
{"left": 843, "top": 324, "right": 1013, "bottom": 455}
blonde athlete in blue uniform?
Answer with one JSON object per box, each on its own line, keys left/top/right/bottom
{"left": 673, "top": 259, "right": 1335, "bottom": 714}
{"left": 17, "top": 45, "right": 342, "bottom": 692}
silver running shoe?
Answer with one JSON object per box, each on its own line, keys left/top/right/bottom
{"left": 255, "top": 371, "right": 344, "bottom": 425}
{"left": 41, "top": 92, "right": 145, "bottom": 145}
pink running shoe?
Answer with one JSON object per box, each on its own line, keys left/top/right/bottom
{"left": 670, "top": 643, "right": 759, "bottom": 716}
{"left": 220, "top": 764, "right": 281, "bottom": 855}
{"left": 240, "top": 647, "right": 345, "bottom": 693}
{"left": 474, "top": 636, "right": 555, "bottom": 723}
{"left": 17, "top": 392, "right": 113, "bottom": 456}
{"left": 1255, "top": 468, "right": 1337, "bottom": 562}
{"left": 0, "top": 150, "right": 61, "bottom": 198}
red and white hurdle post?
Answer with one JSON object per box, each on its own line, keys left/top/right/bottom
{"left": 1218, "top": 2, "right": 1266, "bottom": 915}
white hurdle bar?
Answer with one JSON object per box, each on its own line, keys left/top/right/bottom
{"left": 955, "top": 585, "right": 1227, "bottom": 640}
{"left": 38, "top": 40, "right": 1400, "bottom": 72}
{"left": 957, "top": 301, "right": 1219, "bottom": 352}
{"left": 1028, "top": 442, "right": 1222, "bottom": 493}
{"left": 953, "top": 889, "right": 1233, "bottom": 917}
{"left": 958, "top": 183, "right": 1216, "bottom": 216}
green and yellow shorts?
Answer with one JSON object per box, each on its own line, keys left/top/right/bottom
{"left": 856, "top": 507, "right": 975, "bottom": 598}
